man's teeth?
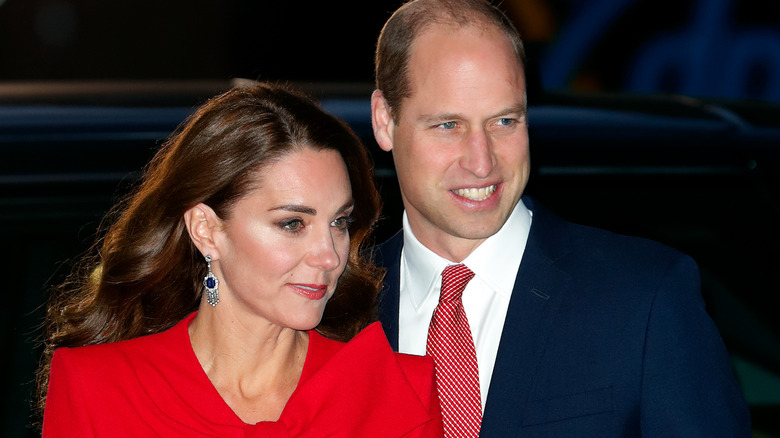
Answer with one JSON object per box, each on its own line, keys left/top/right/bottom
{"left": 454, "top": 185, "right": 496, "bottom": 201}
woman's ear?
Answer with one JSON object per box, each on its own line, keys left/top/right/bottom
{"left": 371, "top": 89, "right": 395, "bottom": 152}
{"left": 183, "top": 203, "right": 222, "bottom": 259}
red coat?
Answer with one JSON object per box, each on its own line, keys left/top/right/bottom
{"left": 43, "top": 313, "right": 443, "bottom": 437}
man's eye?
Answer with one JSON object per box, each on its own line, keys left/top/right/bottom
{"left": 438, "top": 121, "right": 457, "bottom": 130}
{"left": 497, "top": 118, "right": 515, "bottom": 126}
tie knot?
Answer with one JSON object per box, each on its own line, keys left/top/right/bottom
{"left": 440, "top": 264, "right": 475, "bottom": 302}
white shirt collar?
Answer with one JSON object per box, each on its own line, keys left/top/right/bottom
{"left": 401, "top": 199, "right": 532, "bottom": 309}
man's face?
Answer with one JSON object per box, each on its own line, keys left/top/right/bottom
{"left": 373, "top": 24, "right": 530, "bottom": 261}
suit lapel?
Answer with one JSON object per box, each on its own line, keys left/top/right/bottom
{"left": 376, "top": 230, "right": 403, "bottom": 351}
{"left": 376, "top": 198, "right": 575, "bottom": 436}
{"left": 480, "top": 198, "right": 573, "bottom": 436}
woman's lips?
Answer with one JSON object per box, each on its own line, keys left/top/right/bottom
{"left": 291, "top": 284, "right": 328, "bottom": 300}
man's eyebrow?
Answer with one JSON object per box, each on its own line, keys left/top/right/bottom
{"left": 493, "top": 103, "right": 527, "bottom": 118}
{"left": 416, "top": 103, "right": 528, "bottom": 125}
{"left": 416, "top": 112, "right": 463, "bottom": 125}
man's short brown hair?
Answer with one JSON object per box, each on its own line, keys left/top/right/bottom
{"left": 374, "top": 0, "right": 526, "bottom": 122}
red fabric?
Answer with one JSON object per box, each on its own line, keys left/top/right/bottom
{"left": 43, "top": 313, "right": 443, "bottom": 437}
{"left": 426, "top": 264, "right": 481, "bottom": 438}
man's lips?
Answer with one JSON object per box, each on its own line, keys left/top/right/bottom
{"left": 452, "top": 184, "right": 497, "bottom": 201}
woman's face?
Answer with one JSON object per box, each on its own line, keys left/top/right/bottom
{"left": 212, "top": 147, "right": 353, "bottom": 330}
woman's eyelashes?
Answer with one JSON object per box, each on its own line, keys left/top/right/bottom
{"left": 278, "top": 218, "right": 305, "bottom": 234}
{"left": 276, "top": 215, "right": 354, "bottom": 235}
{"left": 331, "top": 215, "right": 354, "bottom": 232}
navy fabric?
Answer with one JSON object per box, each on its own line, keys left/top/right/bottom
{"left": 375, "top": 196, "right": 751, "bottom": 437}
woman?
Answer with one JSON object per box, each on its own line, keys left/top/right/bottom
{"left": 37, "top": 83, "right": 443, "bottom": 437}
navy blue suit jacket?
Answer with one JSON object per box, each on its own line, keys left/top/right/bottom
{"left": 375, "top": 197, "right": 750, "bottom": 437}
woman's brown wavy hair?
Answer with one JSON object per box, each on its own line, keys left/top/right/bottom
{"left": 34, "top": 82, "right": 383, "bottom": 417}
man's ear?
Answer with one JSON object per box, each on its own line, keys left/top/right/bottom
{"left": 183, "top": 203, "right": 222, "bottom": 260}
{"left": 371, "top": 89, "right": 395, "bottom": 152}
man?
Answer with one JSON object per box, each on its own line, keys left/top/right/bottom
{"left": 370, "top": 0, "right": 751, "bottom": 436}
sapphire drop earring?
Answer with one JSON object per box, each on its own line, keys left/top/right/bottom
{"left": 203, "top": 255, "right": 220, "bottom": 307}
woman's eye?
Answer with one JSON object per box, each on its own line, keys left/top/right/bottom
{"left": 332, "top": 216, "right": 354, "bottom": 231}
{"left": 280, "top": 219, "right": 304, "bottom": 232}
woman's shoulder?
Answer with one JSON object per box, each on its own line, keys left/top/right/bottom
{"left": 52, "top": 314, "right": 192, "bottom": 371}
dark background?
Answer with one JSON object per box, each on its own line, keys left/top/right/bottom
{"left": 1, "top": 0, "right": 779, "bottom": 436}
{"left": 2, "top": 0, "right": 780, "bottom": 101}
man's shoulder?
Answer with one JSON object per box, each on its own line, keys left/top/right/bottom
{"left": 567, "top": 218, "right": 687, "bottom": 265}
{"left": 530, "top": 197, "right": 684, "bottom": 255}
{"left": 527, "top": 197, "right": 694, "bottom": 279}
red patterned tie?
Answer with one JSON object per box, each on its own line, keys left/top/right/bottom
{"left": 427, "top": 264, "right": 482, "bottom": 437}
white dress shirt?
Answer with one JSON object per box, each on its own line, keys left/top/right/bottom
{"left": 397, "top": 200, "right": 532, "bottom": 409}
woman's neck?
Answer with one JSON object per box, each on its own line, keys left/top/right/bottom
{"left": 188, "top": 304, "right": 309, "bottom": 424}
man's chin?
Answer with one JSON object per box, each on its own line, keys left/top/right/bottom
{"left": 443, "top": 216, "right": 509, "bottom": 241}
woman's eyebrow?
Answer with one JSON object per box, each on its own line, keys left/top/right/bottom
{"left": 269, "top": 204, "right": 317, "bottom": 215}
{"left": 268, "top": 200, "right": 354, "bottom": 216}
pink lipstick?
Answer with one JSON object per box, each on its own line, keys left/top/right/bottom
{"left": 291, "top": 284, "right": 328, "bottom": 300}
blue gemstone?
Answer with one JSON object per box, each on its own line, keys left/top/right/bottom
{"left": 206, "top": 277, "right": 216, "bottom": 289}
